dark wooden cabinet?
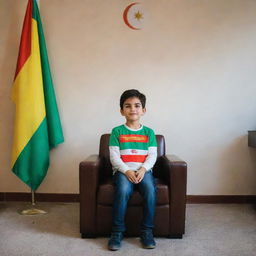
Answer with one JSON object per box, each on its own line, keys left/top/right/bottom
{"left": 248, "top": 131, "right": 256, "bottom": 148}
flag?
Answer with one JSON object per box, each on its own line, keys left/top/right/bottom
{"left": 11, "top": 0, "right": 64, "bottom": 191}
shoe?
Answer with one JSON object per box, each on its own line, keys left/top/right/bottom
{"left": 140, "top": 230, "right": 156, "bottom": 249}
{"left": 108, "top": 232, "right": 123, "bottom": 251}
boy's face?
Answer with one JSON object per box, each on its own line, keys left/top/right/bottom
{"left": 120, "top": 97, "right": 146, "bottom": 123}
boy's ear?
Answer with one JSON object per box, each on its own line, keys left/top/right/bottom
{"left": 120, "top": 108, "right": 124, "bottom": 116}
{"left": 142, "top": 107, "right": 146, "bottom": 115}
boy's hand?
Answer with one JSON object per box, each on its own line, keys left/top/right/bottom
{"left": 125, "top": 170, "right": 139, "bottom": 184}
{"left": 136, "top": 167, "right": 146, "bottom": 183}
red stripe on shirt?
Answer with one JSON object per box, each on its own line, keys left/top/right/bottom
{"left": 121, "top": 155, "right": 148, "bottom": 163}
{"left": 119, "top": 135, "right": 148, "bottom": 143}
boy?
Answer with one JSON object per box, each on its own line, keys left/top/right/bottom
{"left": 108, "top": 89, "right": 157, "bottom": 251}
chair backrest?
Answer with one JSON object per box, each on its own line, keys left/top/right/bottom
{"left": 99, "top": 134, "right": 165, "bottom": 179}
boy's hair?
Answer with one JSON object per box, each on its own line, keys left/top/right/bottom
{"left": 120, "top": 89, "right": 146, "bottom": 109}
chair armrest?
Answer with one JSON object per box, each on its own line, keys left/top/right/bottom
{"left": 79, "top": 154, "right": 101, "bottom": 235}
{"left": 160, "top": 155, "right": 187, "bottom": 236}
{"left": 160, "top": 154, "right": 187, "bottom": 184}
{"left": 79, "top": 154, "right": 100, "bottom": 191}
{"left": 165, "top": 154, "right": 187, "bottom": 164}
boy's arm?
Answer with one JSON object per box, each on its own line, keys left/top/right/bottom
{"left": 109, "top": 146, "right": 130, "bottom": 173}
{"left": 109, "top": 128, "right": 130, "bottom": 174}
{"left": 141, "top": 129, "right": 158, "bottom": 171}
{"left": 141, "top": 146, "right": 157, "bottom": 171}
{"left": 109, "top": 130, "right": 139, "bottom": 183}
{"left": 110, "top": 147, "right": 139, "bottom": 183}
{"left": 136, "top": 130, "right": 157, "bottom": 182}
{"left": 136, "top": 147, "right": 157, "bottom": 182}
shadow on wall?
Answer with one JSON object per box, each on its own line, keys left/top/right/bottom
{"left": 0, "top": 0, "right": 22, "bottom": 81}
{"left": 219, "top": 134, "right": 256, "bottom": 194}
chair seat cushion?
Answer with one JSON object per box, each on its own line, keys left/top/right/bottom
{"left": 97, "top": 178, "right": 169, "bottom": 206}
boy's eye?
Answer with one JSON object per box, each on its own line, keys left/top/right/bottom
{"left": 124, "top": 104, "right": 141, "bottom": 108}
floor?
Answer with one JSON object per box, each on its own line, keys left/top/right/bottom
{"left": 0, "top": 202, "right": 255, "bottom": 256}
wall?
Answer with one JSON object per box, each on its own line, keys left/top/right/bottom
{"left": 1, "top": 0, "right": 256, "bottom": 195}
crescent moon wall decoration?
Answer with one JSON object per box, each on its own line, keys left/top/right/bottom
{"left": 123, "top": 2, "right": 145, "bottom": 30}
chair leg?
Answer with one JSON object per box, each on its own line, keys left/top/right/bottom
{"left": 81, "top": 233, "right": 97, "bottom": 238}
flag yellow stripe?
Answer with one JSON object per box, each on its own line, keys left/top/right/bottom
{"left": 11, "top": 18, "right": 46, "bottom": 167}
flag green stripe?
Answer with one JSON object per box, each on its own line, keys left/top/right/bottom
{"left": 32, "top": 0, "right": 37, "bottom": 19}
{"left": 32, "top": 0, "right": 64, "bottom": 148}
{"left": 12, "top": 119, "right": 49, "bottom": 191}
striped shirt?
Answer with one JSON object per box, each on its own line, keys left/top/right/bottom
{"left": 109, "top": 124, "right": 157, "bottom": 173}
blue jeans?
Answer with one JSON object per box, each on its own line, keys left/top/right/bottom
{"left": 112, "top": 171, "right": 157, "bottom": 232}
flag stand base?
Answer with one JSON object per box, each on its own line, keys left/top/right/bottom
{"left": 18, "top": 189, "right": 47, "bottom": 215}
{"left": 18, "top": 207, "right": 47, "bottom": 215}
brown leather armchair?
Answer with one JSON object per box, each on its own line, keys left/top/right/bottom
{"left": 79, "top": 134, "right": 187, "bottom": 238}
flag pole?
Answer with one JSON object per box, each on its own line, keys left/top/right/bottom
{"left": 18, "top": 189, "right": 47, "bottom": 215}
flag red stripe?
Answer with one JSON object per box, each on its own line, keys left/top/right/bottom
{"left": 121, "top": 155, "right": 147, "bottom": 163}
{"left": 14, "top": 0, "right": 32, "bottom": 79}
